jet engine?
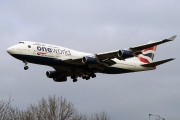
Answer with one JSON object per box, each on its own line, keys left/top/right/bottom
{"left": 117, "top": 50, "right": 134, "bottom": 59}
{"left": 53, "top": 77, "right": 67, "bottom": 82}
{"left": 46, "top": 71, "right": 58, "bottom": 78}
{"left": 82, "top": 56, "right": 97, "bottom": 64}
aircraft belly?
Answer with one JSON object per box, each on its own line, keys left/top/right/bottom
{"left": 11, "top": 54, "right": 57, "bottom": 65}
{"left": 10, "top": 54, "right": 86, "bottom": 69}
{"left": 101, "top": 67, "right": 134, "bottom": 74}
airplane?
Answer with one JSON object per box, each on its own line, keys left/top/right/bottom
{"left": 7, "top": 35, "right": 176, "bottom": 82}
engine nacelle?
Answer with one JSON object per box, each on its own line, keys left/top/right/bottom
{"left": 117, "top": 50, "right": 134, "bottom": 59}
{"left": 82, "top": 56, "right": 97, "bottom": 64}
{"left": 53, "top": 77, "right": 67, "bottom": 82}
{"left": 46, "top": 71, "right": 58, "bottom": 78}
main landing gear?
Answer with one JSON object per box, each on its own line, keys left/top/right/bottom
{"left": 71, "top": 75, "right": 77, "bottom": 82}
{"left": 82, "top": 73, "right": 96, "bottom": 80}
{"left": 73, "top": 79, "right": 77, "bottom": 82}
{"left": 71, "top": 73, "right": 96, "bottom": 82}
{"left": 23, "top": 61, "right": 29, "bottom": 70}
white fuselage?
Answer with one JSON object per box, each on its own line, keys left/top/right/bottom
{"left": 7, "top": 41, "right": 154, "bottom": 74}
{"left": 7, "top": 35, "right": 176, "bottom": 82}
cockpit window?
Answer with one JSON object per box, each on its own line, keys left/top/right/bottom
{"left": 19, "top": 42, "right": 24, "bottom": 44}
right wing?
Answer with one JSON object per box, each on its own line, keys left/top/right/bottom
{"left": 129, "top": 35, "right": 176, "bottom": 52}
{"left": 95, "top": 35, "right": 177, "bottom": 62}
{"left": 62, "top": 35, "right": 177, "bottom": 66}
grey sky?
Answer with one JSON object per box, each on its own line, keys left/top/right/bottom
{"left": 0, "top": 0, "right": 180, "bottom": 119}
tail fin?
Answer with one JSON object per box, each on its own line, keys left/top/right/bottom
{"left": 137, "top": 41, "right": 157, "bottom": 63}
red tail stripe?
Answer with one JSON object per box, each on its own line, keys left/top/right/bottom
{"left": 142, "top": 46, "right": 157, "bottom": 52}
{"left": 138, "top": 57, "right": 150, "bottom": 63}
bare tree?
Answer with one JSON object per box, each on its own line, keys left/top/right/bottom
{"left": 0, "top": 97, "right": 22, "bottom": 120}
{"left": 0, "top": 97, "right": 12, "bottom": 119}
{"left": 20, "top": 95, "right": 83, "bottom": 120}
{"left": 0, "top": 96, "right": 111, "bottom": 120}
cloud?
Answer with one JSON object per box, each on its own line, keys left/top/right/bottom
{"left": 0, "top": 0, "right": 180, "bottom": 119}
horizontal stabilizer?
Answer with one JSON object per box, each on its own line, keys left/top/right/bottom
{"left": 141, "top": 58, "right": 175, "bottom": 67}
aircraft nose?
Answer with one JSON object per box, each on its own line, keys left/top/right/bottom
{"left": 7, "top": 46, "right": 14, "bottom": 54}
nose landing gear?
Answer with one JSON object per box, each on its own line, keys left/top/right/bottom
{"left": 23, "top": 61, "right": 29, "bottom": 70}
{"left": 24, "top": 66, "right": 29, "bottom": 70}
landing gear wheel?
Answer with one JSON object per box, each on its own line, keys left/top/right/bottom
{"left": 91, "top": 74, "right": 96, "bottom": 78}
{"left": 73, "top": 79, "right": 77, "bottom": 82}
{"left": 24, "top": 66, "right": 29, "bottom": 70}
{"left": 23, "top": 61, "right": 29, "bottom": 70}
{"left": 82, "top": 76, "right": 86, "bottom": 79}
{"left": 85, "top": 76, "right": 90, "bottom": 80}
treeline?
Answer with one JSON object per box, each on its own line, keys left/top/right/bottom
{"left": 0, "top": 96, "right": 110, "bottom": 120}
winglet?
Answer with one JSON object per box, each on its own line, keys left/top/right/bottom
{"left": 168, "top": 35, "right": 177, "bottom": 41}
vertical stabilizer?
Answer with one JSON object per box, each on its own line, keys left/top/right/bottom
{"left": 137, "top": 41, "right": 157, "bottom": 63}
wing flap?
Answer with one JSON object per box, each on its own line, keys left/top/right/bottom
{"left": 103, "top": 59, "right": 116, "bottom": 66}
{"left": 62, "top": 58, "right": 83, "bottom": 65}
{"left": 96, "top": 50, "right": 119, "bottom": 60}
{"left": 141, "top": 58, "right": 175, "bottom": 67}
